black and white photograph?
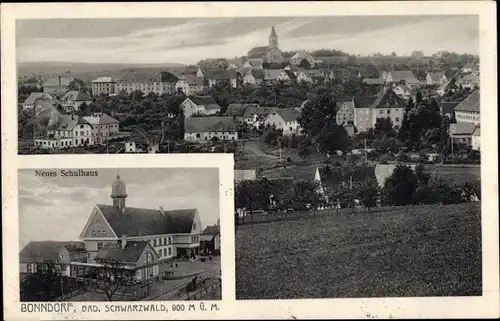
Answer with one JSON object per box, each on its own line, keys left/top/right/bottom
{"left": 2, "top": 1, "right": 498, "bottom": 320}
{"left": 18, "top": 168, "right": 222, "bottom": 301}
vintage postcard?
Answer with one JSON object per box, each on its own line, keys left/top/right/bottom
{"left": 2, "top": 1, "right": 499, "bottom": 320}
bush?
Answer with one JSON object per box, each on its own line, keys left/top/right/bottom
{"left": 397, "top": 153, "right": 411, "bottom": 162}
{"left": 379, "top": 153, "right": 393, "bottom": 164}
{"left": 286, "top": 156, "right": 292, "bottom": 162}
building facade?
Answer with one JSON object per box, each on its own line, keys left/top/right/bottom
{"left": 264, "top": 108, "right": 302, "bottom": 135}
{"left": 91, "top": 77, "right": 116, "bottom": 96}
{"left": 82, "top": 113, "right": 120, "bottom": 145}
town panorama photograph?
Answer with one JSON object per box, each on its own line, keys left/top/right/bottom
{"left": 16, "top": 16, "right": 481, "bottom": 300}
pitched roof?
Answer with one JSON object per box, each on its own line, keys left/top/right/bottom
{"left": 97, "top": 204, "right": 197, "bottom": 236}
{"left": 427, "top": 71, "right": 446, "bottom": 83}
{"left": 363, "top": 78, "right": 385, "bottom": 85}
{"left": 118, "top": 70, "right": 163, "bottom": 83}
{"left": 463, "top": 62, "right": 478, "bottom": 70}
{"left": 450, "top": 122, "right": 476, "bottom": 135}
{"left": 243, "top": 106, "right": 278, "bottom": 119}
{"left": 270, "top": 26, "right": 278, "bottom": 38}
{"left": 201, "top": 225, "right": 220, "bottom": 236}
{"left": 336, "top": 100, "right": 355, "bottom": 114}
{"left": 49, "top": 114, "right": 92, "bottom": 131}
{"left": 184, "top": 116, "right": 237, "bottom": 133}
{"left": 23, "top": 92, "right": 53, "bottom": 105}
{"left": 127, "top": 127, "right": 159, "bottom": 145}
{"left": 264, "top": 69, "right": 285, "bottom": 80}
{"left": 184, "top": 74, "right": 203, "bottom": 86}
{"left": 202, "top": 69, "right": 237, "bottom": 80}
{"left": 95, "top": 241, "right": 149, "bottom": 263}
{"left": 272, "top": 108, "right": 300, "bottom": 122}
{"left": 354, "top": 96, "right": 378, "bottom": 108}
{"left": 19, "top": 241, "right": 84, "bottom": 262}
{"left": 440, "top": 102, "right": 460, "bottom": 115}
{"left": 455, "top": 90, "right": 479, "bottom": 113}
{"left": 83, "top": 113, "right": 119, "bottom": 125}
{"left": 252, "top": 69, "right": 265, "bottom": 79}
{"left": 457, "top": 73, "right": 480, "bottom": 84}
{"left": 62, "top": 90, "right": 92, "bottom": 102}
{"left": 387, "top": 70, "right": 419, "bottom": 83}
{"left": 42, "top": 77, "right": 75, "bottom": 87}
{"left": 320, "top": 165, "right": 377, "bottom": 188}
{"left": 187, "top": 96, "right": 220, "bottom": 110}
{"left": 370, "top": 86, "right": 407, "bottom": 109}
{"left": 92, "top": 77, "right": 114, "bottom": 83}
{"left": 225, "top": 103, "right": 256, "bottom": 116}
{"left": 290, "top": 51, "right": 310, "bottom": 60}
{"left": 283, "top": 69, "right": 297, "bottom": 79}
{"left": 63, "top": 244, "right": 88, "bottom": 253}
{"left": 304, "top": 70, "right": 323, "bottom": 78}
{"left": 313, "top": 56, "right": 349, "bottom": 64}
{"left": 248, "top": 46, "right": 272, "bottom": 58}
{"left": 472, "top": 125, "right": 480, "bottom": 136}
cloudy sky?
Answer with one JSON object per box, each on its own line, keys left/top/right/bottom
{"left": 18, "top": 168, "right": 220, "bottom": 249}
{"left": 16, "top": 15, "right": 479, "bottom": 64}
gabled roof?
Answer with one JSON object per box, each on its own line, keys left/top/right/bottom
{"left": 62, "top": 90, "right": 92, "bottom": 102}
{"left": 23, "top": 92, "right": 53, "bottom": 105}
{"left": 127, "top": 127, "right": 159, "bottom": 145}
{"left": 354, "top": 96, "right": 378, "bottom": 108}
{"left": 455, "top": 90, "right": 480, "bottom": 113}
{"left": 303, "top": 70, "right": 323, "bottom": 78}
{"left": 283, "top": 69, "right": 297, "bottom": 79}
{"left": 19, "top": 241, "right": 84, "bottom": 262}
{"left": 225, "top": 103, "right": 256, "bottom": 116}
{"left": 95, "top": 241, "right": 149, "bottom": 264}
{"left": 320, "top": 165, "right": 377, "bottom": 189}
{"left": 83, "top": 113, "right": 119, "bottom": 125}
{"left": 42, "top": 77, "right": 75, "bottom": 87}
{"left": 187, "top": 96, "right": 220, "bottom": 110}
{"left": 472, "top": 125, "right": 480, "bottom": 136}
{"left": 118, "top": 70, "right": 163, "bottom": 83}
{"left": 243, "top": 106, "right": 277, "bottom": 119}
{"left": 252, "top": 69, "right": 265, "bottom": 79}
{"left": 387, "top": 70, "right": 419, "bottom": 83}
{"left": 456, "top": 73, "right": 480, "bottom": 84}
{"left": 184, "top": 74, "right": 204, "bottom": 86}
{"left": 440, "top": 102, "right": 460, "bottom": 115}
{"left": 202, "top": 69, "right": 237, "bottom": 80}
{"left": 264, "top": 69, "right": 285, "bottom": 80}
{"left": 97, "top": 204, "right": 197, "bottom": 237}
{"left": 427, "top": 71, "right": 446, "bottom": 83}
{"left": 290, "top": 51, "right": 310, "bottom": 60}
{"left": 50, "top": 114, "right": 92, "bottom": 131}
{"left": 313, "top": 56, "right": 349, "bottom": 64}
{"left": 336, "top": 100, "right": 355, "bottom": 114}
{"left": 201, "top": 225, "right": 220, "bottom": 236}
{"left": 184, "top": 116, "right": 237, "bottom": 133}
{"left": 450, "top": 122, "right": 476, "bottom": 135}
{"left": 248, "top": 46, "right": 272, "bottom": 58}
{"left": 92, "top": 77, "right": 114, "bottom": 83}
{"left": 270, "top": 108, "right": 300, "bottom": 122}
{"left": 370, "top": 86, "right": 407, "bottom": 109}
{"left": 63, "top": 244, "right": 87, "bottom": 253}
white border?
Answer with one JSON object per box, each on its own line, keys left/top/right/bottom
{"left": 2, "top": 1, "right": 499, "bottom": 319}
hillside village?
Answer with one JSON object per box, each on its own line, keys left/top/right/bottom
{"left": 18, "top": 26, "right": 481, "bottom": 214}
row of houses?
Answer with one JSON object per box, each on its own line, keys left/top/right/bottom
{"left": 22, "top": 90, "right": 93, "bottom": 114}
{"left": 20, "top": 175, "right": 220, "bottom": 281}
{"left": 34, "top": 112, "right": 120, "bottom": 149}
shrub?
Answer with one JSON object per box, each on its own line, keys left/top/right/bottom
{"left": 397, "top": 153, "right": 411, "bottom": 162}
{"left": 286, "top": 156, "right": 292, "bottom": 162}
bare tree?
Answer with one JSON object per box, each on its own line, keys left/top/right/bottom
{"left": 93, "top": 259, "right": 135, "bottom": 301}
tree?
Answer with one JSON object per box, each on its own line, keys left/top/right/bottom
{"left": 20, "top": 261, "right": 63, "bottom": 301}
{"left": 93, "top": 259, "right": 135, "bottom": 301}
{"left": 298, "top": 137, "right": 311, "bottom": 158}
{"left": 357, "top": 180, "right": 380, "bottom": 211}
{"left": 68, "top": 79, "right": 86, "bottom": 92}
{"left": 383, "top": 164, "right": 418, "bottom": 206}
{"left": 316, "top": 121, "right": 350, "bottom": 155}
{"left": 299, "top": 58, "right": 312, "bottom": 69}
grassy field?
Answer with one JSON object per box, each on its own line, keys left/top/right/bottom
{"left": 235, "top": 202, "right": 482, "bottom": 299}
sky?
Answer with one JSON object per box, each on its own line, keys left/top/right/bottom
{"left": 16, "top": 15, "right": 479, "bottom": 64}
{"left": 18, "top": 168, "right": 220, "bottom": 249}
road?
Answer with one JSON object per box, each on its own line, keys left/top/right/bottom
{"left": 242, "top": 140, "right": 279, "bottom": 160}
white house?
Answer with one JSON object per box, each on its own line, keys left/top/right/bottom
{"left": 83, "top": 113, "right": 120, "bottom": 145}
{"left": 125, "top": 127, "right": 159, "bottom": 154}
{"left": 174, "top": 79, "right": 190, "bottom": 95}
{"left": 264, "top": 108, "right": 302, "bottom": 135}
{"left": 184, "top": 116, "right": 238, "bottom": 142}
{"left": 289, "top": 51, "right": 315, "bottom": 67}
{"left": 61, "top": 91, "right": 93, "bottom": 113}
{"left": 180, "top": 96, "right": 221, "bottom": 117}
{"left": 425, "top": 71, "right": 448, "bottom": 86}
{"left": 461, "top": 63, "right": 479, "bottom": 74}
{"left": 34, "top": 114, "right": 94, "bottom": 149}
{"left": 471, "top": 125, "right": 480, "bottom": 151}
{"left": 264, "top": 69, "right": 290, "bottom": 84}
{"left": 243, "top": 106, "right": 278, "bottom": 129}
{"left": 91, "top": 77, "right": 116, "bottom": 96}
{"left": 22, "top": 92, "right": 54, "bottom": 110}
{"left": 454, "top": 90, "right": 480, "bottom": 125}
{"left": 456, "top": 73, "right": 480, "bottom": 90}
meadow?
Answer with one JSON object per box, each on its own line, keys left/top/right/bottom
{"left": 235, "top": 202, "right": 482, "bottom": 299}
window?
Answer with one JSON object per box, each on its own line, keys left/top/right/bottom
{"left": 153, "top": 239, "right": 157, "bottom": 247}
{"left": 168, "top": 237, "right": 172, "bottom": 245}
{"left": 60, "top": 264, "right": 66, "bottom": 271}
{"left": 27, "top": 264, "right": 32, "bottom": 273}
{"left": 379, "top": 110, "right": 383, "bottom": 115}
{"left": 168, "top": 247, "right": 172, "bottom": 256}
{"left": 387, "top": 110, "right": 390, "bottom": 114}
{"left": 97, "top": 242, "right": 103, "bottom": 250}
{"left": 163, "top": 237, "right": 166, "bottom": 245}
{"left": 396, "top": 117, "right": 400, "bottom": 122}
{"left": 80, "top": 125, "right": 84, "bottom": 129}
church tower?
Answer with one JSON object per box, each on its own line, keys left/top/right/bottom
{"left": 111, "top": 174, "right": 127, "bottom": 211}
{"left": 269, "top": 26, "right": 278, "bottom": 49}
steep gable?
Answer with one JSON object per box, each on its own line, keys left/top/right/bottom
{"left": 79, "top": 206, "right": 118, "bottom": 239}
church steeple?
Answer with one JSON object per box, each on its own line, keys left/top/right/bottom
{"left": 269, "top": 25, "right": 278, "bottom": 49}
{"left": 111, "top": 174, "right": 127, "bottom": 211}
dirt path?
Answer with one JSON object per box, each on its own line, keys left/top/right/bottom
{"left": 243, "top": 140, "right": 279, "bottom": 160}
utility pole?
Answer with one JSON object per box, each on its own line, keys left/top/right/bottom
{"left": 364, "top": 138, "right": 367, "bottom": 162}
{"left": 278, "top": 139, "right": 282, "bottom": 161}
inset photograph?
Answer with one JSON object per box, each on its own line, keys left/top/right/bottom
{"left": 19, "top": 168, "right": 221, "bottom": 301}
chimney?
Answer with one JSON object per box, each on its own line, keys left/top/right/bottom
{"left": 58, "top": 76, "right": 61, "bottom": 87}
{"left": 121, "top": 234, "right": 127, "bottom": 249}
{"left": 217, "top": 219, "right": 220, "bottom": 227}
{"left": 159, "top": 206, "right": 164, "bottom": 214}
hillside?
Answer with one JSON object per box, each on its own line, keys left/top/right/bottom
{"left": 17, "top": 61, "right": 187, "bottom": 81}
{"left": 235, "top": 202, "right": 481, "bottom": 299}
